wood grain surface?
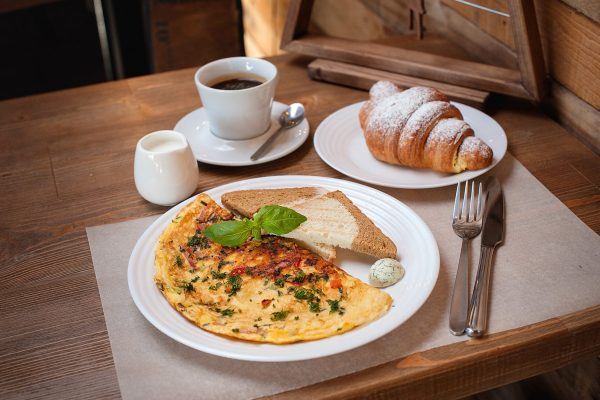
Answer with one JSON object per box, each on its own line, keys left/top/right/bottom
{"left": 307, "top": 59, "right": 490, "bottom": 107}
{"left": 0, "top": 54, "right": 598, "bottom": 399}
{"left": 441, "top": 0, "right": 514, "bottom": 48}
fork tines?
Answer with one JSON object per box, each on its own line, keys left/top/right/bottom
{"left": 453, "top": 180, "right": 484, "bottom": 223}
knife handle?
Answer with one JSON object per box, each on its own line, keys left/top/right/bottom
{"left": 466, "top": 245, "right": 495, "bottom": 337}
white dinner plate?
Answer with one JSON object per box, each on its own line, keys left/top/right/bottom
{"left": 128, "top": 176, "right": 439, "bottom": 362}
{"left": 314, "top": 101, "right": 507, "bottom": 189}
{"left": 174, "top": 101, "right": 309, "bottom": 166}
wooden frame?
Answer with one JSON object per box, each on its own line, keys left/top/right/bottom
{"left": 281, "top": 0, "right": 546, "bottom": 101}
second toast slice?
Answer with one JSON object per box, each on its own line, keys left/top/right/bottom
{"left": 221, "top": 187, "right": 397, "bottom": 259}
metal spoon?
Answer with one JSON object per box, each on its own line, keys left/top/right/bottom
{"left": 250, "top": 103, "right": 305, "bottom": 161}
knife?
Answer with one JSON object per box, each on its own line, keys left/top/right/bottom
{"left": 465, "top": 176, "right": 504, "bottom": 337}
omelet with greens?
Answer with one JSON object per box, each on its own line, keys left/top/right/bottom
{"left": 154, "top": 194, "right": 392, "bottom": 344}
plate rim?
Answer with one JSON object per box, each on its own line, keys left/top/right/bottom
{"left": 128, "top": 175, "right": 440, "bottom": 362}
{"left": 174, "top": 101, "right": 309, "bottom": 167}
{"left": 314, "top": 101, "right": 508, "bottom": 189}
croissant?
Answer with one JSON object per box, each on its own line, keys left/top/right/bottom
{"left": 359, "top": 81, "right": 493, "bottom": 173}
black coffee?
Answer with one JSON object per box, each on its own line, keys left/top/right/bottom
{"left": 211, "top": 78, "right": 263, "bottom": 90}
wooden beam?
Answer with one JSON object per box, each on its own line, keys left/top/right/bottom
{"left": 280, "top": 0, "right": 314, "bottom": 48}
{"left": 307, "top": 59, "right": 490, "bottom": 108}
{"left": 283, "top": 34, "right": 529, "bottom": 98}
{"left": 508, "top": 0, "right": 547, "bottom": 101}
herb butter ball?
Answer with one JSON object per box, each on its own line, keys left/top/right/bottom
{"left": 369, "top": 258, "right": 405, "bottom": 287}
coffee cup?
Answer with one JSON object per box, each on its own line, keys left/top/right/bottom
{"left": 194, "top": 57, "right": 278, "bottom": 140}
{"left": 134, "top": 130, "right": 199, "bottom": 206}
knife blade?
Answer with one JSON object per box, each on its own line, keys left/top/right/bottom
{"left": 481, "top": 178, "right": 504, "bottom": 247}
{"left": 465, "top": 176, "right": 504, "bottom": 337}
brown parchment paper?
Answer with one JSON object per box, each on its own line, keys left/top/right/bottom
{"left": 86, "top": 154, "right": 600, "bottom": 400}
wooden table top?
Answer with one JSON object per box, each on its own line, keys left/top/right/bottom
{"left": 0, "top": 54, "right": 598, "bottom": 399}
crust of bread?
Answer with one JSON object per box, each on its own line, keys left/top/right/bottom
{"left": 323, "top": 191, "right": 397, "bottom": 259}
{"left": 222, "top": 187, "right": 324, "bottom": 216}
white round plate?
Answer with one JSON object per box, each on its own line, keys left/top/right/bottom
{"left": 174, "top": 101, "right": 309, "bottom": 166}
{"left": 128, "top": 176, "right": 439, "bottom": 362}
{"left": 314, "top": 101, "right": 507, "bottom": 189}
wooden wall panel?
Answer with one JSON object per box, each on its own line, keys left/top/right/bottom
{"left": 442, "top": 5, "right": 518, "bottom": 69}
{"left": 535, "top": 0, "right": 600, "bottom": 109}
{"left": 441, "top": 0, "right": 514, "bottom": 48}
{"left": 243, "top": 0, "right": 450, "bottom": 57}
{"left": 147, "top": 0, "right": 243, "bottom": 72}
{"left": 308, "top": 0, "right": 452, "bottom": 40}
{"left": 544, "top": 81, "right": 600, "bottom": 152}
{"left": 310, "top": 0, "right": 404, "bottom": 40}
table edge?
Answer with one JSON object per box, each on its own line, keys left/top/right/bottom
{"left": 262, "top": 304, "right": 600, "bottom": 399}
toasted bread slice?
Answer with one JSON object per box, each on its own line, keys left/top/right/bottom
{"left": 220, "top": 187, "right": 336, "bottom": 261}
{"left": 292, "top": 240, "right": 337, "bottom": 262}
{"left": 221, "top": 188, "right": 397, "bottom": 259}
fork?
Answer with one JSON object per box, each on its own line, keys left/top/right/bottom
{"left": 449, "top": 180, "right": 485, "bottom": 335}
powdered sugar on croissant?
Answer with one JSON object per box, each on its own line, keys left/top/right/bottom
{"left": 360, "top": 81, "right": 493, "bottom": 173}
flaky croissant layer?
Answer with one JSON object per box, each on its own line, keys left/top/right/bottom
{"left": 359, "top": 81, "right": 493, "bottom": 173}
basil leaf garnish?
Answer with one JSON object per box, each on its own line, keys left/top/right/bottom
{"left": 255, "top": 205, "right": 307, "bottom": 235}
{"left": 202, "top": 205, "right": 306, "bottom": 247}
{"left": 202, "top": 219, "right": 253, "bottom": 247}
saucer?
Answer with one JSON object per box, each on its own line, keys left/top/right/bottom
{"left": 174, "top": 101, "right": 310, "bottom": 166}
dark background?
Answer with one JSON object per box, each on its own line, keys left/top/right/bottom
{"left": 0, "top": 0, "right": 148, "bottom": 100}
{"left": 0, "top": 0, "right": 244, "bottom": 101}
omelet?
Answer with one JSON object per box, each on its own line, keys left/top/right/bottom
{"left": 154, "top": 194, "right": 393, "bottom": 344}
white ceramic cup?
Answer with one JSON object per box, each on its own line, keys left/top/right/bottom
{"left": 194, "top": 57, "right": 278, "bottom": 140}
{"left": 134, "top": 130, "right": 199, "bottom": 206}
